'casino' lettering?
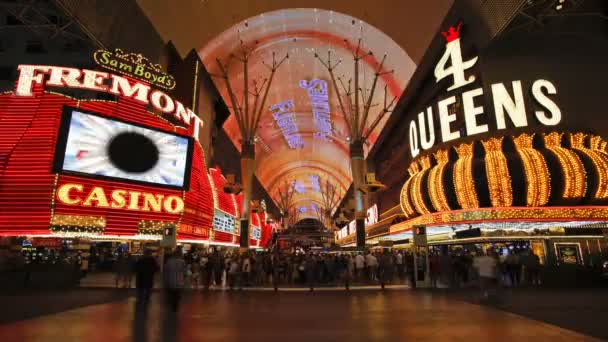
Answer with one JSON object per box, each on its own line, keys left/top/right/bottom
{"left": 56, "top": 183, "right": 184, "bottom": 214}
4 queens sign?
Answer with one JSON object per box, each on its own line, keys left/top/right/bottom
{"left": 408, "top": 22, "right": 562, "bottom": 158}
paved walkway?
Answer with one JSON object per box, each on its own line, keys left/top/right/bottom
{"left": 0, "top": 289, "right": 604, "bottom": 342}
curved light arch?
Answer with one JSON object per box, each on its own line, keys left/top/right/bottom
{"left": 199, "top": 8, "right": 417, "bottom": 215}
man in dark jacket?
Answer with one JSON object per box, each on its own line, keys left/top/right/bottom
{"left": 134, "top": 249, "right": 158, "bottom": 310}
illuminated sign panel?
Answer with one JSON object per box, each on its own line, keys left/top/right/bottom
{"left": 270, "top": 99, "right": 304, "bottom": 149}
{"left": 300, "top": 79, "right": 332, "bottom": 142}
{"left": 365, "top": 204, "right": 378, "bottom": 227}
{"left": 93, "top": 49, "right": 176, "bottom": 90}
{"left": 408, "top": 23, "right": 562, "bottom": 158}
{"left": 252, "top": 226, "right": 261, "bottom": 240}
{"left": 54, "top": 107, "right": 193, "bottom": 190}
{"left": 56, "top": 182, "right": 184, "bottom": 214}
{"left": 14, "top": 65, "right": 203, "bottom": 141}
{"left": 213, "top": 209, "right": 236, "bottom": 234}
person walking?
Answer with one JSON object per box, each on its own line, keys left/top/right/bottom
{"left": 505, "top": 251, "right": 522, "bottom": 287}
{"left": 163, "top": 251, "right": 185, "bottom": 313}
{"left": 305, "top": 253, "right": 317, "bottom": 291}
{"left": 190, "top": 258, "right": 201, "bottom": 289}
{"left": 473, "top": 250, "right": 498, "bottom": 300}
{"left": 365, "top": 252, "right": 378, "bottom": 282}
{"left": 241, "top": 253, "right": 251, "bottom": 289}
{"left": 524, "top": 251, "right": 542, "bottom": 287}
{"left": 115, "top": 254, "right": 129, "bottom": 288}
{"left": 345, "top": 254, "right": 355, "bottom": 290}
{"left": 355, "top": 252, "right": 365, "bottom": 283}
{"left": 395, "top": 250, "right": 404, "bottom": 281}
{"left": 133, "top": 249, "right": 158, "bottom": 310}
{"left": 378, "top": 249, "right": 394, "bottom": 290}
{"left": 429, "top": 253, "right": 440, "bottom": 288}
{"left": 271, "top": 252, "right": 280, "bottom": 291}
{"left": 227, "top": 256, "right": 240, "bottom": 290}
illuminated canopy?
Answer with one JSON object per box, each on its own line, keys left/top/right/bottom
{"left": 198, "top": 8, "right": 418, "bottom": 218}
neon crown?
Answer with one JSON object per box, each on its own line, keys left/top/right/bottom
{"left": 441, "top": 22, "right": 463, "bottom": 43}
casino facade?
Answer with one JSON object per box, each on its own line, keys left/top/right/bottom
{"left": 0, "top": 60, "right": 274, "bottom": 250}
{"left": 336, "top": 3, "right": 608, "bottom": 267}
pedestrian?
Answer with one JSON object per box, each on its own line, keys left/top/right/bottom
{"left": 191, "top": 258, "right": 201, "bottom": 289}
{"left": 439, "top": 250, "right": 453, "bottom": 288}
{"left": 524, "top": 251, "right": 542, "bottom": 286}
{"left": 355, "top": 252, "right": 365, "bottom": 283}
{"left": 305, "top": 253, "right": 317, "bottom": 291}
{"left": 366, "top": 251, "right": 378, "bottom": 282}
{"left": 345, "top": 254, "right": 355, "bottom": 290}
{"left": 395, "top": 250, "right": 404, "bottom": 281}
{"left": 505, "top": 251, "right": 522, "bottom": 287}
{"left": 429, "top": 253, "right": 440, "bottom": 288}
{"left": 227, "top": 256, "right": 240, "bottom": 290}
{"left": 241, "top": 253, "right": 251, "bottom": 288}
{"left": 133, "top": 249, "right": 158, "bottom": 310}
{"left": 163, "top": 251, "right": 185, "bottom": 312}
{"left": 271, "top": 252, "right": 280, "bottom": 291}
{"left": 378, "top": 249, "right": 394, "bottom": 289}
{"left": 473, "top": 250, "right": 498, "bottom": 300}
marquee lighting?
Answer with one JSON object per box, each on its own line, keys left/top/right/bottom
{"left": 453, "top": 142, "right": 479, "bottom": 209}
{"left": 570, "top": 133, "right": 608, "bottom": 199}
{"left": 50, "top": 214, "right": 106, "bottom": 234}
{"left": 56, "top": 183, "right": 185, "bottom": 214}
{"left": 409, "top": 158, "right": 431, "bottom": 214}
{"left": 428, "top": 149, "right": 451, "bottom": 212}
{"left": 513, "top": 133, "right": 551, "bottom": 206}
{"left": 390, "top": 206, "right": 608, "bottom": 235}
{"left": 399, "top": 168, "right": 417, "bottom": 218}
{"left": 543, "top": 132, "right": 586, "bottom": 199}
{"left": 14, "top": 65, "right": 203, "bottom": 140}
{"left": 482, "top": 137, "right": 513, "bottom": 207}
{"left": 590, "top": 135, "right": 608, "bottom": 154}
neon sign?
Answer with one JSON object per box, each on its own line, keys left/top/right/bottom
{"left": 93, "top": 49, "right": 176, "bottom": 90}
{"left": 408, "top": 23, "right": 562, "bottom": 158}
{"left": 14, "top": 65, "right": 203, "bottom": 141}
{"left": 300, "top": 79, "right": 332, "bottom": 142}
{"left": 269, "top": 99, "right": 304, "bottom": 149}
{"left": 56, "top": 183, "right": 184, "bottom": 214}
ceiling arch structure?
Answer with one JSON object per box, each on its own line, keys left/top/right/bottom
{"left": 137, "top": 0, "right": 453, "bottom": 64}
{"left": 137, "top": 3, "right": 453, "bottom": 219}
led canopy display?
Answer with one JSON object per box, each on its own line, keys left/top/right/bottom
{"left": 55, "top": 107, "right": 193, "bottom": 189}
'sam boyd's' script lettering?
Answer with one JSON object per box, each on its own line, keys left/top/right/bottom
{"left": 408, "top": 22, "right": 561, "bottom": 158}
{"left": 93, "top": 49, "right": 176, "bottom": 90}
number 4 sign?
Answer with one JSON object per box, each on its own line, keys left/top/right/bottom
{"left": 435, "top": 22, "right": 479, "bottom": 91}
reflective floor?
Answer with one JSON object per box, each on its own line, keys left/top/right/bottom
{"left": 0, "top": 289, "right": 605, "bottom": 342}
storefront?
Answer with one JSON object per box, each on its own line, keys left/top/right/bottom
{"left": 386, "top": 15, "right": 608, "bottom": 273}
{"left": 337, "top": 7, "right": 608, "bottom": 277}
{"left": 0, "top": 51, "right": 273, "bottom": 257}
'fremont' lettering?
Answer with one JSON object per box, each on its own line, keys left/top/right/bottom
{"left": 14, "top": 65, "right": 202, "bottom": 141}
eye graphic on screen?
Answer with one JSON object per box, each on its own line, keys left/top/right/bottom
{"left": 56, "top": 108, "right": 193, "bottom": 189}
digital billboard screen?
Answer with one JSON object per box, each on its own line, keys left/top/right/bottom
{"left": 54, "top": 107, "right": 193, "bottom": 190}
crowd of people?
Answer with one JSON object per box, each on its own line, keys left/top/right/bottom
{"left": 179, "top": 248, "right": 411, "bottom": 291}
{"left": 123, "top": 246, "right": 545, "bottom": 295}
{"left": 428, "top": 248, "right": 543, "bottom": 290}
